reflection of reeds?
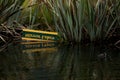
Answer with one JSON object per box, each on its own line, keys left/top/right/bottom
{"left": 0, "top": 44, "right": 31, "bottom": 80}
{"left": 48, "top": 45, "right": 93, "bottom": 79}
{"left": 48, "top": 44, "right": 115, "bottom": 80}
{"left": 0, "top": 43, "right": 119, "bottom": 79}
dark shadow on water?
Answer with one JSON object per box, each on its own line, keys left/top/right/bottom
{"left": 0, "top": 43, "right": 120, "bottom": 80}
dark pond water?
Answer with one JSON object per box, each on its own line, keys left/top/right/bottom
{"left": 0, "top": 42, "right": 120, "bottom": 80}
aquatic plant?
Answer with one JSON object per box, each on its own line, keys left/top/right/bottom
{"left": 0, "top": 0, "right": 52, "bottom": 30}
{"left": 18, "top": 0, "right": 54, "bottom": 30}
{"left": 0, "top": 0, "right": 25, "bottom": 25}
{"left": 44, "top": 0, "right": 86, "bottom": 42}
{"left": 44, "top": 0, "right": 119, "bottom": 43}
{"left": 85, "top": 0, "right": 120, "bottom": 42}
{"left": 0, "top": 0, "right": 52, "bottom": 43}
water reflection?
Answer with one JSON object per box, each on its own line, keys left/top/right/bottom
{"left": 0, "top": 43, "right": 120, "bottom": 80}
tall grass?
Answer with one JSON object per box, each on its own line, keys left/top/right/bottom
{"left": 86, "top": 0, "right": 120, "bottom": 41}
{"left": 0, "top": 0, "right": 53, "bottom": 43}
{"left": 0, "top": 0, "right": 52, "bottom": 30}
{"left": 44, "top": 0, "right": 119, "bottom": 43}
{"left": 45, "top": 0, "right": 86, "bottom": 42}
{"left": 20, "top": 0, "right": 54, "bottom": 30}
{"left": 0, "top": 0, "right": 119, "bottom": 43}
{"left": 0, "top": 0, "right": 25, "bottom": 25}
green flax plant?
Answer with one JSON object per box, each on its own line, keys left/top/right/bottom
{"left": 20, "top": 0, "right": 54, "bottom": 30}
{"left": 84, "top": 0, "right": 119, "bottom": 41}
{"left": 45, "top": 0, "right": 86, "bottom": 42}
{"left": 0, "top": 0, "right": 51, "bottom": 29}
{"left": 0, "top": 0, "right": 25, "bottom": 25}
{"left": 45, "top": 0, "right": 119, "bottom": 43}
{"left": 0, "top": 0, "right": 54, "bottom": 43}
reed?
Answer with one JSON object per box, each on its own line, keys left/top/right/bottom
{"left": 44, "top": 0, "right": 119, "bottom": 43}
{"left": 0, "top": 0, "right": 25, "bottom": 25}
{"left": 85, "top": 0, "right": 119, "bottom": 41}
{"left": 0, "top": 0, "right": 51, "bottom": 29}
{"left": 44, "top": 0, "right": 86, "bottom": 42}
{"left": 0, "top": 0, "right": 119, "bottom": 43}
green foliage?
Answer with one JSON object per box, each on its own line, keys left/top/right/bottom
{"left": 85, "top": 0, "right": 120, "bottom": 41}
{"left": 0, "top": 0, "right": 25, "bottom": 25}
{"left": 45, "top": 0, "right": 120, "bottom": 43}
{"left": 0, "top": 0, "right": 53, "bottom": 31}
{"left": 45, "top": 0, "right": 86, "bottom": 42}
{"left": 0, "top": 0, "right": 54, "bottom": 43}
{"left": 20, "top": 0, "right": 54, "bottom": 30}
{"left": 0, "top": 0, "right": 119, "bottom": 43}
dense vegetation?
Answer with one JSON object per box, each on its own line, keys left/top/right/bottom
{"left": 44, "top": 0, "right": 120, "bottom": 44}
{"left": 0, "top": 0, "right": 120, "bottom": 46}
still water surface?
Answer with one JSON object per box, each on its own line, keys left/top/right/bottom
{"left": 0, "top": 42, "right": 120, "bottom": 80}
